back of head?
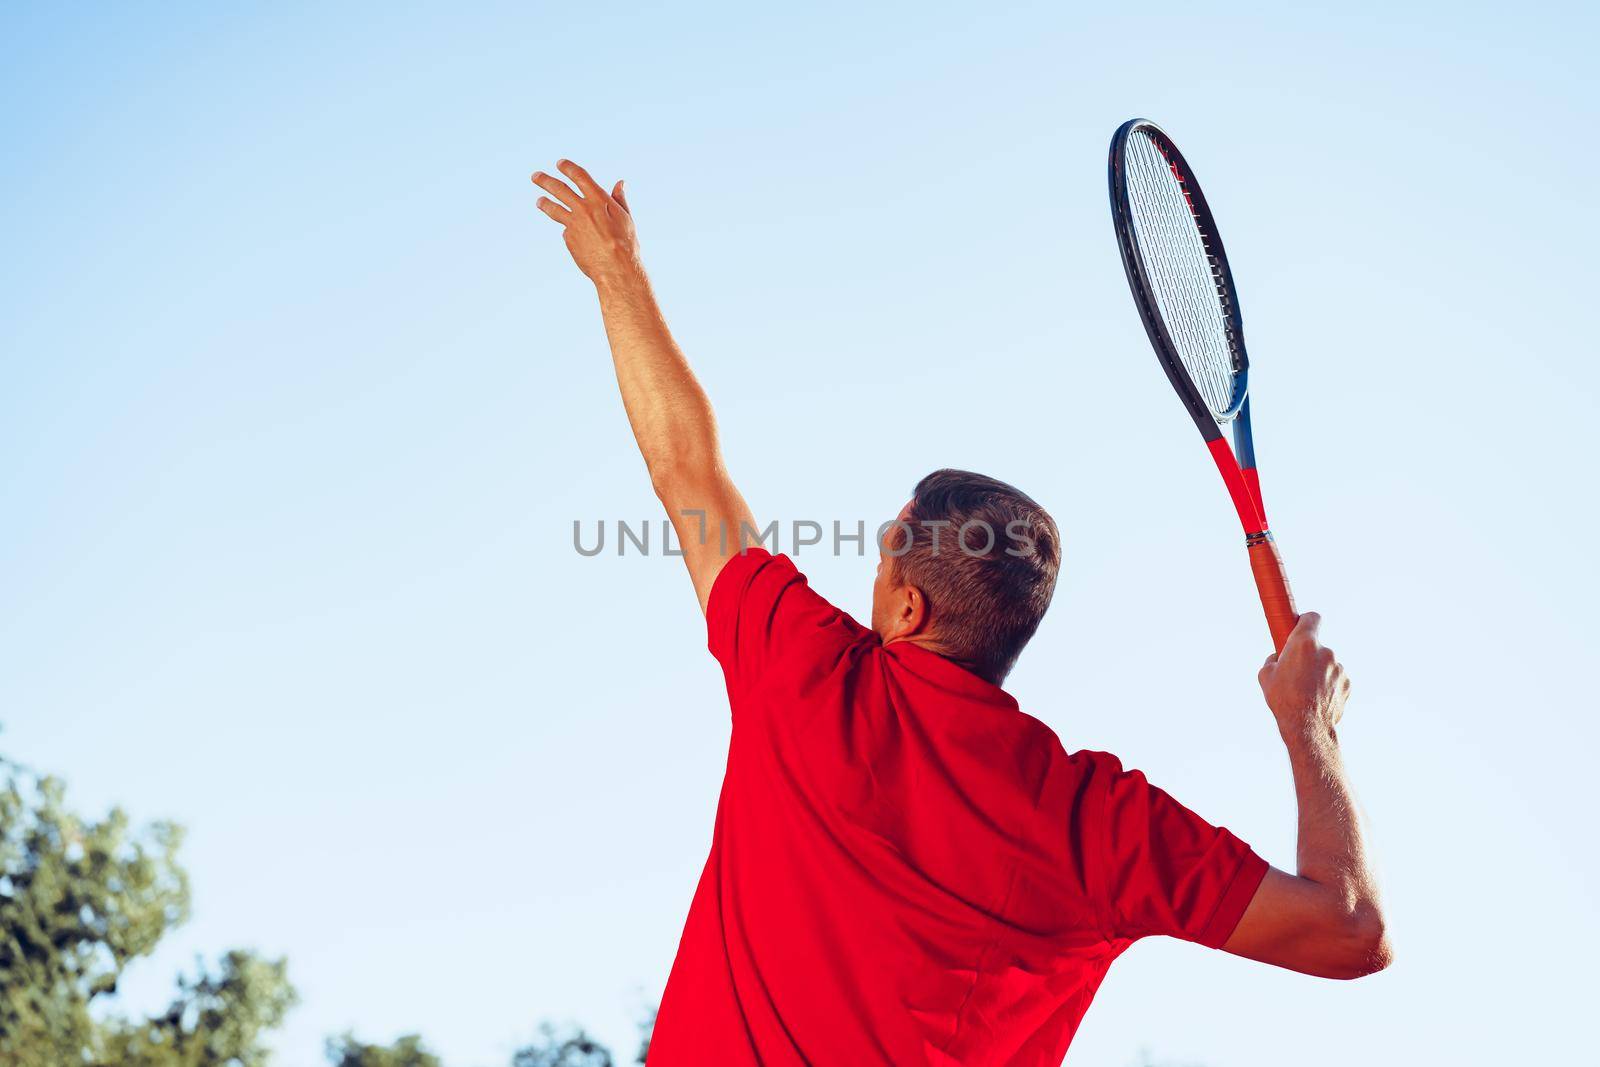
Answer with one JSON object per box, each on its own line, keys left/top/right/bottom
{"left": 891, "top": 469, "right": 1061, "bottom": 685}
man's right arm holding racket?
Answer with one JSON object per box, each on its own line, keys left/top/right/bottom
{"left": 1224, "top": 613, "right": 1393, "bottom": 978}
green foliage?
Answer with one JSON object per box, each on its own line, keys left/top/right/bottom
{"left": 1, "top": 754, "right": 188, "bottom": 1061}
{"left": 332, "top": 1008, "right": 657, "bottom": 1067}
{"left": 0, "top": 751, "right": 293, "bottom": 1067}
{"left": 511, "top": 1023, "right": 615, "bottom": 1067}
{"left": 99, "top": 951, "right": 297, "bottom": 1067}
{"left": 1, "top": 741, "right": 657, "bottom": 1067}
{"left": 326, "top": 1032, "right": 444, "bottom": 1067}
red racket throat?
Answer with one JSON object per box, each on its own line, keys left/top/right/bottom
{"left": 1205, "top": 437, "right": 1298, "bottom": 651}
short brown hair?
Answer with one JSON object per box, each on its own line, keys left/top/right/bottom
{"left": 887, "top": 469, "right": 1061, "bottom": 684}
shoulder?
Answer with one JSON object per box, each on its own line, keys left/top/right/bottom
{"left": 1032, "top": 747, "right": 1147, "bottom": 819}
{"left": 706, "top": 548, "right": 870, "bottom": 686}
{"left": 1067, "top": 749, "right": 1129, "bottom": 775}
{"left": 706, "top": 545, "right": 800, "bottom": 610}
{"left": 707, "top": 548, "right": 845, "bottom": 635}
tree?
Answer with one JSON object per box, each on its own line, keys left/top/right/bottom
{"left": 99, "top": 951, "right": 296, "bottom": 1067}
{"left": 2, "top": 739, "right": 658, "bottom": 1067}
{"left": 1, "top": 757, "right": 187, "bottom": 1059}
{"left": 511, "top": 1023, "right": 615, "bottom": 1067}
{"left": 326, "top": 1032, "right": 444, "bottom": 1067}
{"left": 0, "top": 749, "right": 293, "bottom": 1066}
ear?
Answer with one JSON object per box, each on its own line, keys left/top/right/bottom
{"left": 891, "top": 583, "right": 931, "bottom": 640}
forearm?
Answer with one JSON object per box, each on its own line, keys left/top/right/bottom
{"left": 1224, "top": 613, "right": 1390, "bottom": 977}
{"left": 1281, "top": 727, "right": 1379, "bottom": 915}
{"left": 592, "top": 263, "right": 754, "bottom": 609}
{"left": 593, "top": 266, "right": 721, "bottom": 485}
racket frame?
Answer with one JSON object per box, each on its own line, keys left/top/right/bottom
{"left": 1108, "top": 118, "right": 1299, "bottom": 650}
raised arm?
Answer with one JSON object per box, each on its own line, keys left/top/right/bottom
{"left": 1223, "top": 613, "right": 1392, "bottom": 979}
{"left": 533, "top": 160, "right": 754, "bottom": 611}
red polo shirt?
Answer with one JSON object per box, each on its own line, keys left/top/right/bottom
{"left": 648, "top": 549, "right": 1266, "bottom": 1066}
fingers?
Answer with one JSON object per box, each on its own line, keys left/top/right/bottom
{"left": 1284, "top": 611, "right": 1322, "bottom": 649}
{"left": 531, "top": 171, "right": 582, "bottom": 210}
{"left": 558, "top": 158, "right": 609, "bottom": 202}
{"left": 535, "top": 196, "right": 571, "bottom": 224}
{"left": 531, "top": 163, "right": 625, "bottom": 219}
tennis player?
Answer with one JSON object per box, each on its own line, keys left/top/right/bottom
{"left": 533, "top": 160, "right": 1390, "bottom": 1066}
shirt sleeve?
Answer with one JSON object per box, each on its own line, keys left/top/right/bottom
{"left": 705, "top": 547, "right": 863, "bottom": 697}
{"left": 1087, "top": 752, "right": 1268, "bottom": 948}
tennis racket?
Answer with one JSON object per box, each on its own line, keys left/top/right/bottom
{"left": 1107, "top": 118, "right": 1299, "bottom": 652}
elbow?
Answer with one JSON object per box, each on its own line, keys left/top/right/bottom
{"left": 1357, "top": 914, "right": 1396, "bottom": 977}
{"left": 645, "top": 439, "right": 722, "bottom": 502}
{"left": 646, "top": 459, "right": 682, "bottom": 501}
{"left": 1327, "top": 905, "right": 1393, "bottom": 980}
{"left": 646, "top": 441, "right": 729, "bottom": 508}
{"left": 647, "top": 452, "right": 718, "bottom": 503}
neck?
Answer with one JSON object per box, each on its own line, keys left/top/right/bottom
{"left": 882, "top": 632, "right": 958, "bottom": 664}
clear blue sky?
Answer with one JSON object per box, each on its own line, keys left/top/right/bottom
{"left": 3, "top": 2, "right": 1596, "bottom": 1064}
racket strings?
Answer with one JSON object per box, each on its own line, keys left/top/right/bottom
{"left": 1123, "top": 130, "right": 1242, "bottom": 418}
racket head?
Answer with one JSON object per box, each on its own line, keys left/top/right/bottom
{"left": 1108, "top": 119, "right": 1250, "bottom": 440}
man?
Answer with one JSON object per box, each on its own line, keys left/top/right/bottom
{"left": 532, "top": 160, "right": 1390, "bottom": 1066}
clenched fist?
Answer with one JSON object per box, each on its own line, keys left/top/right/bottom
{"left": 1257, "top": 612, "right": 1351, "bottom": 744}
{"left": 532, "top": 159, "right": 642, "bottom": 288}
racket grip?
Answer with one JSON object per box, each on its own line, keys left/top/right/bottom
{"left": 1246, "top": 532, "right": 1299, "bottom": 653}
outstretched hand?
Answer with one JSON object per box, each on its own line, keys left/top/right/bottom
{"left": 532, "top": 159, "right": 641, "bottom": 288}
